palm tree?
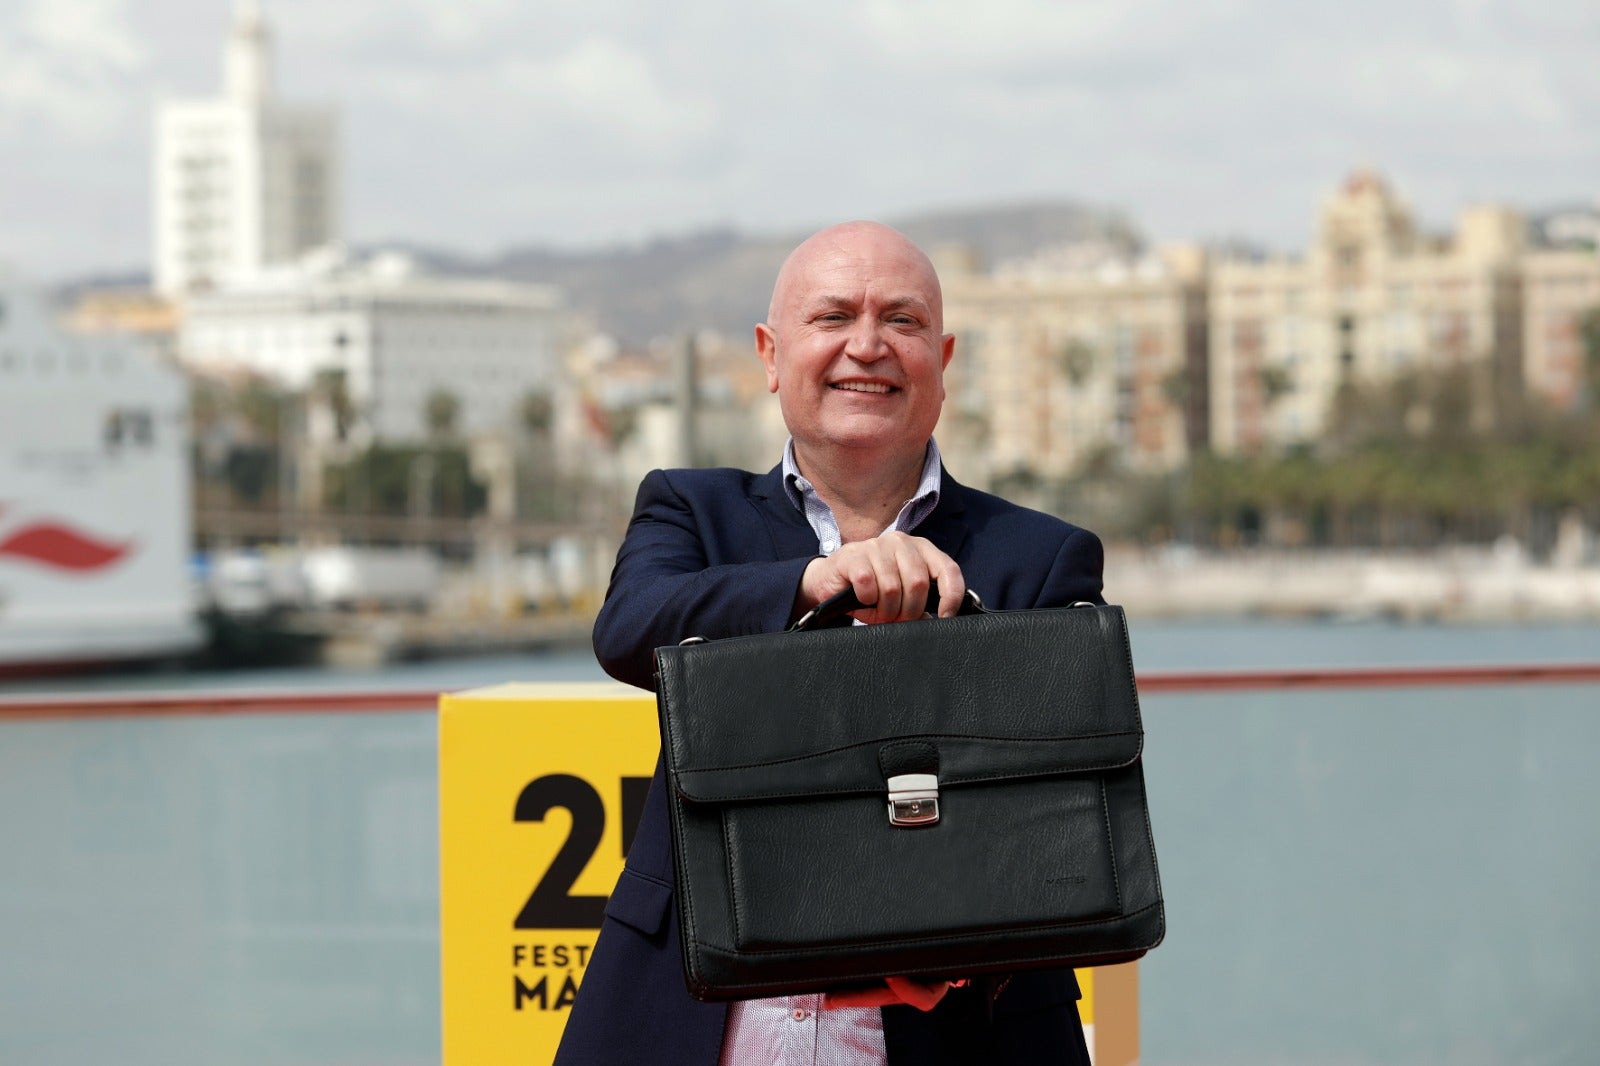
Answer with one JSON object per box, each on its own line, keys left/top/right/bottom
{"left": 520, "top": 390, "right": 554, "bottom": 438}
{"left": 424, "top": 388, "right": 461, "bottom": 440}
{"left": 1581, "top": 306, "right": 1600, "bottom": 407}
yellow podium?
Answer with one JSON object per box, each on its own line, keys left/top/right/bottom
{"left": 439, "top": 684, "right": 1138, "bottom": 1066}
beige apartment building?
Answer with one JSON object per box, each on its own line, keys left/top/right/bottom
{"left": 942, "top": 173, "right": 1596, "bottom": 478}
{"left": 1208, "top": 172, "right": 1527, "bottom": 454}
{"left": 1522, "top": 248, "right": 1600, "bottom": 410}
{"left": 941, "top": 246, "right": 1208, "bottom": 483}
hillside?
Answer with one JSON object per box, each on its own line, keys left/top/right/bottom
{"left": 397, "top": 201, "right": 1142, "bottom": 344}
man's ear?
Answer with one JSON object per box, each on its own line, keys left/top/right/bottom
{"left": 756, "top": 323, "right": 780, "bottom": 393}
{"left": 940, "top": 332, "right": 956, "bottom": 371}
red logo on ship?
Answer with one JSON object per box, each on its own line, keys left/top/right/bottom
{"left": 0, "top": 504, "right": 134, "bottom": 572}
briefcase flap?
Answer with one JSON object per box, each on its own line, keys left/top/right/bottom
{"left": 656, "top": 604, "right": 1142, "bottom": 806}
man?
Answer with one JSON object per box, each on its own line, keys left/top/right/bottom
{"left": 555, "top": 222, "right": 1102, "bottom": 1065}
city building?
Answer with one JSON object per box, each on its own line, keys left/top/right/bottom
{"left": 179, "top": 251, "right": 568, "bottom": 445}
{"left": 1208, "top": 172, "right": 1526, "bottom": 454}
{"left": 567, "top": 331, "right": 787, "bottom": 490}
{"left": 936, "top": 172, "right": 1600, "bottom": 474}
{"left": 64, "top": 290, "right": 183, "bottom": 362}
{"left": 153, "top": 3, "right": 340, "bottom": 295}
{"left": 1522, "top": 246, "right": 1600, "bottom": 410}
{"left": 941, "top": 244, "right": 1208, "bottom": 481}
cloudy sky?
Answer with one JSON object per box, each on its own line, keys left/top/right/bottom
{"left": 2, "top": 0, "right": 1595, "bottom": 280}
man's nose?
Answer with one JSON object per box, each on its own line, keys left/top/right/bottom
{"left": 843, "top": 318, "right": 888, "bottom": 361}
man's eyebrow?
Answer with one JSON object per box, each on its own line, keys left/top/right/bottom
{"left": 805, "top": 295, "right": 929, "bottom": 313}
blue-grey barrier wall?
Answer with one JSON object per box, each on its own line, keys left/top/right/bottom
{"left": 1, "top": 679, "right": 1596, "bottom": 1065}
{"left": 1137, "top": 683, "right": 1598, "bottom": 1066}
{"left": 0, "top": 709, "right": 439, "bottom": 1066}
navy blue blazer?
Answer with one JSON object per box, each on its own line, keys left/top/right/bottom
{"left": 554, "top": 464, "right": 1104, "bottom": 1066}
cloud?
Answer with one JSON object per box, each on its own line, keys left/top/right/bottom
{"left": 503, "top": 38, "right": 720, "bottom": 151}
{"left": 23, "top": 0, "right": 142, "bottom": 69}
{"left": 861, "top": 0, "right": 1154, "bottom": 61}
{"left": 0, "top": 0, "right": 145, "bottom": 137}
{"left": 1, "top": 0, "right": 1596, "bottom": 278}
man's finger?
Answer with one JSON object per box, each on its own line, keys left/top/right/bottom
{"left": 893, "top": 546, "right": 930, "bottom": 621}
{"left": 840, "top": 550, "right": 880, "bottom": 617}
{"left": 855, "top": 541, "right": 902, "bottom": 623}
{"left": 931, "top": 554, "right": 966, "bottom": 618}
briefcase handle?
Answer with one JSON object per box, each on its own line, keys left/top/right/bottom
{"left": 788, "top": 582, "right": 989, "bottom": 632}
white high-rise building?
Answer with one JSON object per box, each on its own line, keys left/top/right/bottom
{"left": 153, "top": 3, "right": 340, "bottom": 295}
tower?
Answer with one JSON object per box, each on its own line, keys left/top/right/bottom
{"left": 153, "top": 3, "right": 340, "bottom": 295}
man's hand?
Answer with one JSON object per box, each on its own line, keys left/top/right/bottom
{"left": 822, "top": 976, "right": 953, "bottom": 1012}
{"left": 797, "top": 532, "right": 965, "bottom": 624}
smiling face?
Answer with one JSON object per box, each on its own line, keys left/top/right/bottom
{"left": 756, "top": 222, "right": 955, "bottom": 470}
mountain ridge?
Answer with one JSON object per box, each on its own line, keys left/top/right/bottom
{"left": 386, "top": 201, "right": 1143, "bottom": 344}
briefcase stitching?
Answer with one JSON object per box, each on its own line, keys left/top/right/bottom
{"left": 1099, "top": 776, "right": 1123, "bottom": 913}
{"left": 686, "top": 899, "right": 1166, "bottom": 995}
{"left": 1115, "top": 611, "right": 1145, "bottom": 733}
{"left": 668, "top": 727, "right": 1143, "bottom": 776}
{"left": 709, "top": 775, "right": 1130, "bottom": 954}
{"left": 670, "top": 747, "right": 1143, "bottom": 805}
{"left": 657, "top": 664, "right": 710, "bottom": 996}
{"left": 704, "top": 897, "right": 1163, "bottom": 956}
{"left": 722, "top": 810, "right": 745, "bottom": 951}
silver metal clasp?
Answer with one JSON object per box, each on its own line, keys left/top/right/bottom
{"left": 886, "top": 773, "right": 940, "bottom": 827}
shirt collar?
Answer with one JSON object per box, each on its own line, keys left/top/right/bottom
{"left": 781, "top": 437, "right": 944, "bottom": 535}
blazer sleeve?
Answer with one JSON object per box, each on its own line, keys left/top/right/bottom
{"left": 592, "top": 469, "right": 816, "bottom": 691}
{"left": 1031, "top": 525, "right": 1107, "bottom": 609}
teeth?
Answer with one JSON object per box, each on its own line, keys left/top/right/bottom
{"left": 833, "top": 382, "right": 892, "bottom": 393}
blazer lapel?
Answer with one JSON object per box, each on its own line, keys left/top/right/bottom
{"left": 748, "top": 465, "right": 821, "bottom": 560}
{"left": 911, "top": 465, "right": 971, "bottom": 560}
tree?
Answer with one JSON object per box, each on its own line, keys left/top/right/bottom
{"left": 425, "top": 388, "right": 461, "bottom": 440}
{"left": 312, "top": 368, "right": 356, "bottom": 442}
{"left": 605, "top": 405, "right": 639, "bottom": 451}
{"left": 1581, "top": 306, "right": 1600, "bottom": 407}
{"left": 1057, "top": 339, "right": 1095, "bottom": 387}
{"left": 520, "top": 390, "right": 554, "bottom": 437}
{"left": 236, "top": 379, "right": 289, "bottom": 444}
{"left": 1259, "top": 365, "right": 1295, "bottom": 405}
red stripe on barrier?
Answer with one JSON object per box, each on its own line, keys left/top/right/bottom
{"left": 1, "top": 663, "right": 1599, "bottom": 720}
{"left": 1134, "top": 662, "right": 1600, "bottom": 693}
{"left": 0, "top": 689, "right": 444, "bottom": 720}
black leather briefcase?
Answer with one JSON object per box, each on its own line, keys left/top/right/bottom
{"left": 653, "top": 592, "right": 1164, "bottom": 1002}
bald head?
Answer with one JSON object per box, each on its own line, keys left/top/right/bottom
{"left": 766, "top": 221, "right": 944, "bottom": 329}
{"left": 754, "top": 220, "right": 955, "bottom": 476}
